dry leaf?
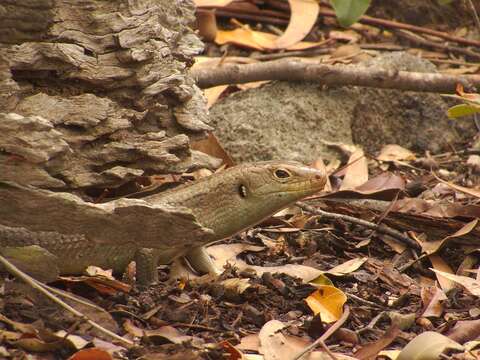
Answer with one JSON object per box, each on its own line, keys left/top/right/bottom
{"left": 329, "top": 29, "right": 362, "bottom": 42}
{"left": 428, "top": 254, "right": 455, "bottom": 292}
{"left": 204, "top": 85, "right": 229, "bottom": 108}
{"left": 420, "top": 286, "right": 447, "bottom": 318}
{"left": 397, "top": 331, "right": 463, "bottom": 360}
{"left": 431, "top": 269, "right": 480, "bottom": 297}
{"left": 421, "top": 219, "right": 478, "bottom": 255}
{"left": 191, "top": 132, "right": 235, "bottom": 167}
{"left": 448, "top": 319, "right": 480, "bottom": 344}
{"left": 340, "top": 149, "right": 368, "bottom": 190}
{"left": 377, "top": 144, "right": 416, "bottom": 162}
{"left": 325, "top": 257, "right": 367, "bottom": 276}
{"left": 273, "top": 0, "right": 320, "bottom": 49}
{"left": 215, "top": 25, "right": 329, "bottom": 51}
{"left": 207, "top": 243, "right": 324, "bottom": 282}
{"left": 68, "top": 348, "right": 113, "bottom": 360}
{"left": 433, "top": 173, "right": 480, "bottom": 199}
{"left": 196, "top": 9, "right": 217, "bottom": 42}
{"left": 221, "top": 278, "right": 251, "bottom": 295}
{"left": 355, "top": 324, "right": 400, "bottom": 359}
{"left": 305, "top": 285, "right": 347, "bottom": 323}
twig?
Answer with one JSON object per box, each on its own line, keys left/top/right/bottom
{"left": 35, "top": 279, "right": 107, "bottom": 312}
{"left": 395, "top": 29, "right": 480, "bottom": 60}
{"left": 346, "top": 292, "right": 387, "bottom": 310}
{"left": 0, "top": 254, "right": 134, "bottom": 346}
{"left": 318, "top": 9, "right": 480, "bottom": 48}
{"left": 213, "top": 4, "right": 480, "bottom": 48}
{"left": 292, "top": 305, "right": 350, "bottom": 360}
{"left": 296, "top": 202, "right": 420, "bottom": 250}
{"left": 251, "top": 45, "right": 333, "bottom": 61}
{"left": 466, "top": 0, "right": 480, "bottom": 33}
{"left": 251, "top": 43, "right": 403, "bottom": 61}
{"left": 215, "top": 9, "right": 288, "bottom": 25}
{"left": 191, "top": 58, "right": 480, "bottom": 93}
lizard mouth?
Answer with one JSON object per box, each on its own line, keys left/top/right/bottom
{"left": 258, "top": 176, "right": 326, "bottom": 197}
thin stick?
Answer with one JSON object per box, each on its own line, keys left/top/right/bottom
{"left": 292, "top": 305, "right": 350, "bottom": 360}
{"left": 466, "top": 0, "right": 480, "bottom": 32}
{"left": 395, "top": 29, "right": 480, "bottom": 60}
{"left": 34, "top": 279, "right": 107, "bottom": 312}
{"left": 192, "top": 58, "right": 480, "bottom": 93}
{"left": 213, "top": 5, "right": 480, "bottom": 48}
{"left": 0, "top": 254, "right": 133, "bottom": 346}
{"left": 296, "top": 202, "right": 420, "bottom": 250}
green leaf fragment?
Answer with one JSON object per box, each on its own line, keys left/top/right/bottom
{"left": 330, "top": 0, "right": 371, "bottom": 27}
{"left": 447, "top": 104, "right": 480, "bottom": 119}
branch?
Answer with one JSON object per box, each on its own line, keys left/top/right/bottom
{"left": 191, "top": 59, "right": 480, "bottom": 93}
{"left": 296, "top": 202, "right": 420, "bottom": 250}
{"left": 0, "top": 254, "right": 133, "bottom": 346}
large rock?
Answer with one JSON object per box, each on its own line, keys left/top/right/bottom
{"left": 209, "top": 52, "right": 476, "bottom": 163}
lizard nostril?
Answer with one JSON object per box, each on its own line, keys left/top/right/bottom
{"left": 315, "top": 174, "right": 323, "bottom": 180}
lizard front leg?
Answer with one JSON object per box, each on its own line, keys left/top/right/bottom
{"left": 134, "top": 248, "right": 159, "bottom": 286}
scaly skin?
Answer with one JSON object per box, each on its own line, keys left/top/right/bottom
{"left": 0, "top": 161, "right": 326, "bottom": 284}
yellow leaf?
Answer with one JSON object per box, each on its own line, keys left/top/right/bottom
{"left": 305, "top": 285, "right": 347, "bottom": 323}
{"left": 215, "top": 26, "right": 329, "bottom": 51}
{"left": 309, "top": 273, "right": 334, "bottom": 286}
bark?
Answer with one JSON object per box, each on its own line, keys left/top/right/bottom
{"left": 0, "top": 0, "right": 218, "bottom": 243}
{"left": 1, "top": 0, "right": 216, "bottom": 191}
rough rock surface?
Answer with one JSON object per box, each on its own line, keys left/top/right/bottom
{"left": 0, "top": 0, "right": 214, "bottom": 192}
{"left": 209, "top": 52, "right": 476, "bottom": 164}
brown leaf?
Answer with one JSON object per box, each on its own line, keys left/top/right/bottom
{"left": 191, "top": 132, "right": 235, "bottom": 167}
{"left": 196, "top": 9, "right": 217, "bottom": 42}
{"left": 321, "top": 172, "right": 405, "bottom": 201}
{"left": 428, "top": 254, "right": 455, "bottom": 292}
{"left": 420, "top": 286, "right": 447, "bottom": 318}
{"left": 433, "top": 172, "right": 480, "bottom": 199}
{"left": 377, "top": 144, "right": 416, "bottom": 162}
{"left": 421, "top": 219, "right": 478, "bottom": 255}
{"left": 68, "top": 348, "right": 113, "bottom": 360}
{"left": 431, "top": 269, "right": 480, "bottom": 297}
{"left": 325, "top": 257, "right": 367, "bottom": 276}
{"left": 354, "top": 324, "right": 400, "bottom": 360}
{"left": 447, "top": 319, "right": 480, "bottom": 344}
{"left": 207, "top": 243, "right": 324, "bottom": 282}
{"left": 273, "top": 0, "right": 320, "bottom": 49}
{"left": 397, "top": 331, "right": 463, "bottom": 360}
{"left": 340, "top": 149, "right": 368, "bottom": 190}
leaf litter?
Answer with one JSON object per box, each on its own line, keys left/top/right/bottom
{"left": 4, "top": 2, "right": 480, "bottom": 359}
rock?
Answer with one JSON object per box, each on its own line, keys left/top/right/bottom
{"left": 209, "top": 52, "right": 477, "bottom": 163}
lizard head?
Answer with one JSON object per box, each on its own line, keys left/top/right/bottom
{"left": 238, "top": 160, "right": 327, "bottom": 209}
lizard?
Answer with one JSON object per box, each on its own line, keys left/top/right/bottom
{"left": 0, "top": 161, "right": 326, "bottom": 285}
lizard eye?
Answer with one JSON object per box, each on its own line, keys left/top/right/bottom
{"left": 238, "top": 184, "right": 248, "bottom": 198}
{"left": 274, "top": 168, "right": 291, "bottom": 179}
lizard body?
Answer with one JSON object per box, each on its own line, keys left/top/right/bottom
{"left": 0, "top": 161, "right": 326, "bottom": 284}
